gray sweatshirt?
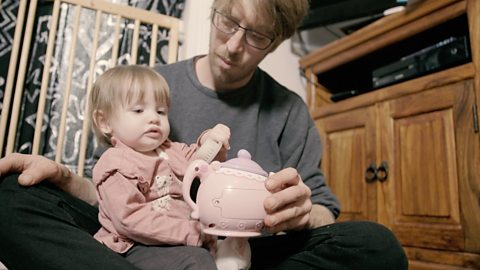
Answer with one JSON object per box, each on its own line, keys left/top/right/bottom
{"left": 155, "top": 57, "right": 340, "bottom": 217}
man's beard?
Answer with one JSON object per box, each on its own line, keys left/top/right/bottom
{"left": 210, "top": 47, "right": 250, "bottom": 87}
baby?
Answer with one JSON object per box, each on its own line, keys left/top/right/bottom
{"left": 89, "top": 65, "right": 245, "bottom": 269}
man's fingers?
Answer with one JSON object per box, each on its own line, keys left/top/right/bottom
{"left": 264, "top": 183, "right": 311, "bottom": 213}
{"left": 0, "top": 153, "right": 25, "bottom": 176}
{"left": 0, "top": 153, "right": 64, "bottom": 186}
{"left": 265, "top": 167, "right": 299, "bottom": 193}
{"left": 17, "top": 173, "right": 36, "bottom": 186}
{"left": 265, "top": 212, "right": 310, "bottom": 233}
{"left": 265, "top": 198, "right": 311, "bottom": 223}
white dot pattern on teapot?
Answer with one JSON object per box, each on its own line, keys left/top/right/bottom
{"left": 217, "top": 168, "right": 266, "bottom": 182}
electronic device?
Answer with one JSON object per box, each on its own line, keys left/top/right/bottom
{"left": 372, "top": 36, "right": 471, "bottom": 88}
{"left": 330, "top": 90, "right": 361, "bottom": 102}
{"left": 299, "top": 0, "right": 405, "bottom": 30}
{"left": 295, "top": 0, "right": 406, "bottom": 52}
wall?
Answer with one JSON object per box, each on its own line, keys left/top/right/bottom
{"left": 180, "top": 0, "right": 306, "bottom": 101}
{"left": 259, "top": 40, "right": 306, "bottom": 100}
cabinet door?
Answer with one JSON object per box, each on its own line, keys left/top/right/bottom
{"left": 378, "top": 80, "right": 480, "bottom": 252}
{"left": 315, "top": 106, "right": 377, "bottom": 222}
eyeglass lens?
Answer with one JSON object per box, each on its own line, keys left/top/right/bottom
{"left": 213, "top": 10, "right": 273, "bottom": 50}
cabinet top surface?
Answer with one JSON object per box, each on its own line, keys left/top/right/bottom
{"left": 299, "top": 0, "right": 463, "bottom": 69}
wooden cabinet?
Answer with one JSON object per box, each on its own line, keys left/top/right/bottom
{"left": 315, "top": 105, "right": 378, "bottom": 222}
{"left": 301, "top": 0, "right": 480, "bottom": 268}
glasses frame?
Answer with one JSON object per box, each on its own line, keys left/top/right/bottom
{"left": 212, "top": 9, "right": 275, "bottom": 50}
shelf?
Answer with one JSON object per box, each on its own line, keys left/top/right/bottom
{"left": 300, "top": 0, "right": 472, "bottom": 99}
{"left": 311, "top": 62, "right": 475, "bottom": 118}
{"left": 300, "top": 0, "right": 463, "bottom": 70}
{"left": 322, "top": 14, "right": 469, "bottom": 94}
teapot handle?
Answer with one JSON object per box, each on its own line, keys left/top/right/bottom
{"left": 183, "top": 159, "right": 209, "bottom": 220}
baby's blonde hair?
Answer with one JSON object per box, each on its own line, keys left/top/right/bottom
{"left": 89, "top": 65, "right": 170, "bottom": 146}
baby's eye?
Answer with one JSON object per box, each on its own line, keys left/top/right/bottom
{"left": 132, "top": 109, "right": 143, "bottom": 113}
{"left": 157, "top": 109, "right": 167, "bottom": 115}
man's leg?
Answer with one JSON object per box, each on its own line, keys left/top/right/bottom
{"left": 125, "top": 244, "right": 217, "bottom": 270}
{"left": 0, "top": 174, "right": 138, "bottom": 270}
{"left": 250, "top": 221, "right": 408, "bottom": 270}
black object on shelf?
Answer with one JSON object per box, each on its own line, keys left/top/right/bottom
{"left": 299, "top": 0, "right": 403, "bottom": 30}
{"left": 372, "top": 36, "right": 471, "bottom": 89}
{"left": 330, "top": 90, "right": 361, "bottom": 102}
{"left": 316, "top": 14, "right": 471, "bottom": 102}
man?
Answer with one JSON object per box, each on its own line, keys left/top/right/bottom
{"left": 0, "top": 0, "right": 408, "bottom": 269}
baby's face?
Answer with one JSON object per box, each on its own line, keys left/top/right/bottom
{"left": 108, "top": 90, "right": 169, "bottom": 154}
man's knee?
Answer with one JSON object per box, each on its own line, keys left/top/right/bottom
{"left": 334, "top": 221, "right": 408, "bottom": 269}
{"left": 0, "top": 173, "right": 21, "bottom": 189}
{"left": 0, "top": 173, "right": 22, "bottom": 215}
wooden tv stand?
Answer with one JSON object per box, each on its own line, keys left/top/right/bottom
{"left": 300, "top": 0, "right": 480, "bottom": 268}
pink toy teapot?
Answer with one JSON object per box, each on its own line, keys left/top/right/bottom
{"left": 182, "top": 149, "right": 270, "bottom": 237}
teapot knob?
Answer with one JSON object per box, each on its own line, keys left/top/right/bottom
{"left": 237, "top": 149, "right": 251, "bottom": 159}
{"left": 221, "top": 149, "right": 267, "bottom": 176}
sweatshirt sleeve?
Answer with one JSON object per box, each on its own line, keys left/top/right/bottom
{"left": 279, "top": 98, "right": 341, "bottom": 218}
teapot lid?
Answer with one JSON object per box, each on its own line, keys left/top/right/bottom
{"left": 221, "top": 149, "right": 268, "bottom": 176}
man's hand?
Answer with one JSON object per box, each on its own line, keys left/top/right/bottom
{"left": 263, "top": 168, "right": 335, "bottom": 233}
{"left": 0, "top": 153, "right": 69, "bottom": 187}
{"left": 0, "top": 153, "right": 97, "bottom": 205}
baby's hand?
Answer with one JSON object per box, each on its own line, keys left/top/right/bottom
{"left": 204, "top": 124, "right": 230, "bottom": 150}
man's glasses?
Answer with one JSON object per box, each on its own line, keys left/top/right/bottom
{"left": 212, "top": 9, "right": 274, "bottom": 50}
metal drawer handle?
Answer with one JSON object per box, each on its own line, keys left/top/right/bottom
{"left": 365, "top": 162, "right": 377, "bottom": 183}
{"left": 377, "top": 161, "right": 389, "bottom": 182}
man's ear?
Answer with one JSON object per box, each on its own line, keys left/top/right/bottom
{"left": 93, "top": 110, "right": 112, "bottom": 135}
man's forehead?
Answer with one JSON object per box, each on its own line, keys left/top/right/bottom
{"left": 225, "top": 1, "right": 274, "bottom": 33}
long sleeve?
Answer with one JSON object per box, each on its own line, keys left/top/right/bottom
{"left": 96, "top": 172, "right": 201, "bottom": 248}
{"left": 93, "top": 142, "right": 202, "bottom": 253}
{"left": 279, "top": 100, "right": 340, "bottom": 217}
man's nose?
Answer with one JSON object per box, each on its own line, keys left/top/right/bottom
{"left": 226, "top": 29, "right": 245, "bottom": 54}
